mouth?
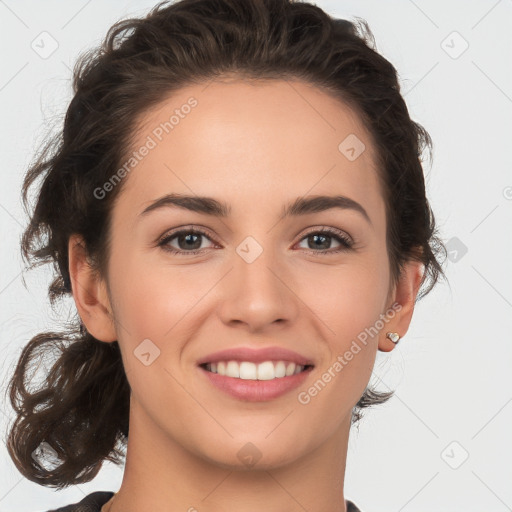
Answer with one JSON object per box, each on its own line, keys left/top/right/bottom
{"left": 198, "top": 361, "right": 315, "bottom": 401}
{"left": 199, "top": 361, "right": 314, "bottom": 380}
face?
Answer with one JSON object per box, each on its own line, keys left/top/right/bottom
{"left": 98, "top": 78, "right": 395, "bottom": 469}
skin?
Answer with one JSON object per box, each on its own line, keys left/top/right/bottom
{"left": 69, "top": 77, "right": 423, "bottom": 512}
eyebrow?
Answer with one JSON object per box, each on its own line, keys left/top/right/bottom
{"left": 139, "top": 193, "right": 372, "bottom": 225}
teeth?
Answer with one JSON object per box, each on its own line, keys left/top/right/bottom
{"left": 239, "top": 361, "right": 257, "bottom": 379}
{"left": 226, "top": 361, "right": 239, "bottom": 378}
{"left": 205, "top": 360, "right": 307, "bottom": 380}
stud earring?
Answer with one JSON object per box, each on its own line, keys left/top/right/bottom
{"left": 386, "top": 332, "right": 400, "bottom": 344}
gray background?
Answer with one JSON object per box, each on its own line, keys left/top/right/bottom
{"left": 1, "top": 1, "right": 511, "bottom": 511}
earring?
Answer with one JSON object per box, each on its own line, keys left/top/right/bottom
{"left": 386, "top": 332, "right": 400, "bottom": 344}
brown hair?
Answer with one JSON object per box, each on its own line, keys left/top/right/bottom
{"left": 6, "top": 0, "right": 447, "bottom": 489}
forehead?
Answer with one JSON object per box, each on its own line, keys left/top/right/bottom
{"left": 116, "top": 78, "right": 384, "bottom": 220}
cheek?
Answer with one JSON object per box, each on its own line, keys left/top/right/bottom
{"left": 106, "top": 254, "right": 208, "bottom": 415}
{"left": 293, "top": 253, "right": 389, "bottom": 397}
{"left": 294, "top": 275, "right": 383, "bottom": 429}
{"left": 296, "top": 254, "right": 390, "bottom": 338}
{"left": 109, "top": 249, "right": 211, "bottom": 337}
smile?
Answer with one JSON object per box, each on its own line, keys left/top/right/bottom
{"left": 202, "top": 360, "right": 312, "bottom": 380}
{"left": 199, "top": 361, "right": 314, "bottom": 401}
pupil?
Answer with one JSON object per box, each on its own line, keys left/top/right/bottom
{"left": 310, "top": 234, "right": 329, "bottom": 250}
{"left": 180, "top": 233, "right": 201, "bottom": 250}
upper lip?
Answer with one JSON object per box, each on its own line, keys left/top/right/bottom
{"left": 197, "top": 346, "right": 315, "bottom": 366}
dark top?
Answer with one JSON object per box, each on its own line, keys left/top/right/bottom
{"left": 46, "top": 491, "right": 363, "bottom": 511}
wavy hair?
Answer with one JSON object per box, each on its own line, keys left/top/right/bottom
{"left": 6, "top": 0, "right": 447, "bottom": 489}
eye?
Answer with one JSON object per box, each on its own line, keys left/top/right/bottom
{"left": 157, "top": 225, "right": 354, "bottom": 256}
{"left": 296, "top": 227, "right": 353, "bottom": 255}
{"left": 157, "top": 227, "right": 217, "bottom": 255}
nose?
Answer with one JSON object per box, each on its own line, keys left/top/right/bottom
{"left": 217, "top": 243, "right": 300, "bottom": 333}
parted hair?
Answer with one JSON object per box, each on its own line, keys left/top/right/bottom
{"left": 6, "top": 0, "right": 446, "bottom": 488}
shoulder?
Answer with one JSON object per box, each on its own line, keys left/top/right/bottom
{"left": 346, "top": 498, "right": 363, "bottom": 512}
{"left": 45, "top": 491, "right": 115, "bottom": 512}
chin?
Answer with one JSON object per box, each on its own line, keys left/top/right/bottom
{"left": 196, "top": 435, "right": 307, "bottom": 472}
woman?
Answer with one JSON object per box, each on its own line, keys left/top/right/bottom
{"left": 6, "top": 0, "right": 446, "bottom": 511}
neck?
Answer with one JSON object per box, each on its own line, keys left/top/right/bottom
{"left": 111, "top": 396, "right": 350, "bottom": 512}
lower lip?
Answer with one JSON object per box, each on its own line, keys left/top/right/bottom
{"left": 199, "top": 365, "right": 314, "bottom": 401}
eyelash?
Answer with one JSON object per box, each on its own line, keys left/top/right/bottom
{"left": 157, "top": 226, "right": 354, "bottom": 256}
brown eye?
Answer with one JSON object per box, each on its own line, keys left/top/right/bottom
{"left": 158, "top": 228, "right": 216, "bottom": 255}
{"left": 297, "top": 228, "right": 353, "bottom": 255}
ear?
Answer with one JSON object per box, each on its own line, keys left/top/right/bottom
{"left": 68, "top": 233, "right": 117, "bottom": 342}
{"left": 378, "top": 259, "right": 424, "bottom": 352}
